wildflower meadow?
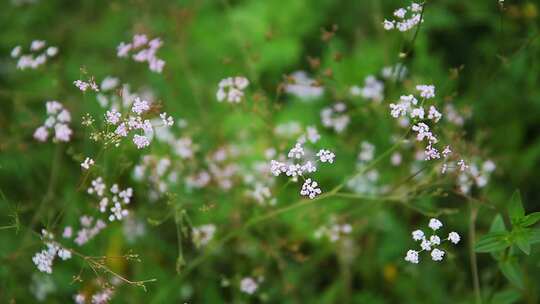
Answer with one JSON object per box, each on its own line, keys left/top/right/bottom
{"left": 1, "top": 0, "right": 540, "bottom": 303}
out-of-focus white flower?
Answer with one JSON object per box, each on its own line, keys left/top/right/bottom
{"left": 81, "top": 157, "right": 95, "bottom": 170}
{"left": 34, "top": 101, "right": 72, "bottom": 143}
{"left": 416, "top": 84, "right": 435, "bottom": 99}
{"left": 240, "top": 277, "right": 259, "bottom": 295}
{"left": 216, "top": 76, "right": 250, "bottom": 103}
{"left": 192, "top": 224, "right": 216, "bottom": 248}
{"left": 284, "top": 71, "right": 324, "bottom": 101}
{"left": 351, "top": 75, "right": 384, "bottom": 103}
{"left": 117, "top": 34, "right": 165, "bottom": 73}
{"left": 321, "top": 102, "right": 350, "bottom": 133}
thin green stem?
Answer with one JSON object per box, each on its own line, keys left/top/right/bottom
{"left": 469, "top": 201, "right": 482, "bottom": 304}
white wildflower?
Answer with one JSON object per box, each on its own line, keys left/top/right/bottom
{"left": 431, "top": 248, "right": 445, "bottom": 261}
{"left": 404, "top": 250, "right": 419, "bottom": 264}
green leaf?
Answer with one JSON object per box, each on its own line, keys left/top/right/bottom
{"left": 490, "top": 214, "right": 507, "bottom": 232}
{"left": 499, "top": 258, "right": 524, "bottom": 289}
{"left": 514, "top": 230, "right": 531, "bottom": 255}
{"left": 521, "top": 212, "right": 540, "bottom": 227}
{"left": 529, "top": 229, "right": 540, "bottom": 244}
{"left": 475, "top": 231, "right": 511, "bottom": 253}
{"left": 491, "top": 288, "right": 522, "bottom": 304}
{"left": 489, "top": 215, "right": 509, "bottom": 260}
{"left": 508, "top": 190, "right": 525, "bottom": 226}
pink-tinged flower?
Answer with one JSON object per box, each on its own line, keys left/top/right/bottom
{"left": 117, "top": 42, "right": 132, "bottom": 57}
{"left": 33, "top": 126, "right": 49, "bottom": 142}
{"left": 117, "top": 34, "right": 165, "bottom": 73}
{"left": 54, "top": 123, "right": 72, "bottom": 142}
{"left": 133, "top": 134, "right": 150, "bottom": 149}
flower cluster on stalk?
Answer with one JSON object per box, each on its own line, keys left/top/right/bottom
{"left": 321, "top": 102, "right": 350, "bottom": 133}
{"left": 383, "top": 2, "right": 424, "bottom": 32}
{"left": 117, "top": 34, "right": 165, "bottom": 73}
{"left": 12, "top": 40, "right": 58, "bottom": 70}
{"left": 32, "top": 230, "right": 72, "bottom": 274}
{"left": 404, "top": 218, "right": 460, "bottom": 264}
{"left": 270, "top": 128, "right": 335, "bottom": 199}
{"left": 34, "top": 101, "right": 72, "bottom": 143}
{"left": 87, "top": 177, "right": 133, "bottom": 222}
{"left": 216, "top": 76, "right": 250, "bottom": 103}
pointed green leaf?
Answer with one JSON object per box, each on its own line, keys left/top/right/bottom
{"left": 521, "top": 212, "right": 540, "bottom": 227}
{"left": 499, "top": 258, "right": 524, "bottom": 289}
{"left": 514, "top": 230, "right": 531, "bottom": 255}
{"left": 489, "top": 215, "right": 508, "bottom": 260}
{"left": 490, "top": 214, "right": 507, "bottom": 232}
{"left": 475, "top": 231, "right": 511, "bottom": 253}
{"left": 508, "top": 190, "right": 525, "bottom": 226}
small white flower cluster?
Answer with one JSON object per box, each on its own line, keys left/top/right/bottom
{"left": 94, "top": 76, "right": 124, "bottom": 108}
{"left": 314, "top": 219, "right": 352, "bottom": 242}
{"left": 444, "top": 104, "right": 466, "bottom": 126}
{"left": 133, "top": 155, "right": 177, "bottom": 200}
{"left": 389, "top": 85, "right": 449, "bottom": 161}
{"left": 347, "top": 141, "right": 380, "bottom": 194}
{"left": 247, "top": 183, "right": 273, "bottom": 205}
{"left": 240, "top": 277, "right": 261, "bottom": 295}
{"left": 216, "top": 76, "right": 250, "bottom": 103}
{"left": 185, "top": 171, "right": 211, "bottom": 189}
{"left": 192, "top": 224, "right": 216, "bottom": 248}
{"left": 270, "top": 133, "right": 335, "bottom": 199}
{"left": 73, "top": 79, "right": 99, "bottom": 92}
{"left": 206, "top": 146, "right": 241, "bottom": 190}
{"left": 321, "top": 102, "right": 350, "bottom": 133}
{"left": 358, "top": 141, "right": 375, "bottom": 162}
{"left": 104, "top": 97, "right": 173, "bottom": 149}
{"left": 284, "top": 71, "right": 324, "bottom": 101}
{"left": 122, "top": 215, "right": 146, "bottom": 243}
{"left": 74, "top": 287, "right": 114, "bottom": 304}
{"left": 29, "top": 273, "right": 56, "bottom": 301}
{"left": 274, "top": 121, "right": 303, "bottom": 138}
{"left": 100, "top": 76, "right": 120, "bottom": 91}
{"left": 11, "top": 40, "right": 58, "bottom": 70}
{"left": 87, "top": 177, "right": 133, "bottom": 222}
{"left": 347, "top": 170, "right": 379, "bottom": 194}
{"left": 457, "top": 159, "right": 496, "bottom": 193}
{"left": 117, "top": 34, "right": 165, "bottom": 73}
{"left": 154, "top": 145, "right": 239, "bottom": 193}
{"left": 381, "top": 63, "right": 408, "bottom": 81}
{"left": 404, "top": 218, "right": 460, "bottom": 264}
{"left": 173, "top": 137, "right": 196, "bottom": 159}
{"left": 159, "top": 112, "right": 174, "bottom": 127}
{"left": 34, "top": 101, "right": 72, "bottom": 143}
{"left": 80, "top": 157, "right": 95, "bottom": 170}
{"left": 32, "top": 230, "right": 72, "bottom": 274}
{"left": 350, "top": 75, "right": 384, "bottom": 103}
{"left": 243, "top": 153, "right": 277, "bottom": 206}
{"left": 72, "top": 215, "right": 107, "bottom": 246}
{"left": 91, "top": 288, "right": 114, "bottom": 304}
{"left": 383, "top": 3, "right": 423, "bottom": 32}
